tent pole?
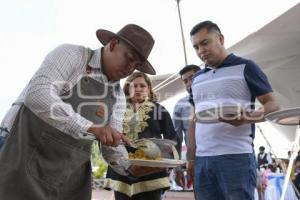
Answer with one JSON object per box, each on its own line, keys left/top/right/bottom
{"left": 175, "top": 0, "right": 188, "bottom": 66}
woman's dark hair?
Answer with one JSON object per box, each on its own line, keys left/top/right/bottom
{"left": 123, "top": 71, "right": 157, "bottom": 102}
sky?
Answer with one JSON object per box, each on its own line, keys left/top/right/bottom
{"left": 0, "top": 0, "right": 299, "bottom": 157}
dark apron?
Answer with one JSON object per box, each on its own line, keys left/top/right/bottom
{"left": 0, "top": 50, "right": 117, "bottom": 200}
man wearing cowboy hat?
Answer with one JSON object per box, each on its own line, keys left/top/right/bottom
{"left": 0, "top": 24, "right": 159, "bottom": 200}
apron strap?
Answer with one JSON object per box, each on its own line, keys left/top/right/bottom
{"left": 85, "top": 49, "right": 94, "bottom": 74}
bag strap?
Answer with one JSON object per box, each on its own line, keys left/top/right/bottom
{"left": 85, "top": 48, "right": 94, "bottom": 74}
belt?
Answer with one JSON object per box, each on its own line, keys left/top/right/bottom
{"left": 0, "top": 127, "right": 9, "bottom": 138}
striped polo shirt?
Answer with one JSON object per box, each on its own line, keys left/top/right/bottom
{"left": 191, "top": 53, "right": 272, "bottom": 156}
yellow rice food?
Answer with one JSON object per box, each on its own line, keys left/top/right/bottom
{"left": 128, "top": 149, "right": 161, "bottom": 160}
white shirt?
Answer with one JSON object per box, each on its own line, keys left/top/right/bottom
{"left": 257, "top": 152, "right": 273, "bottom": 165}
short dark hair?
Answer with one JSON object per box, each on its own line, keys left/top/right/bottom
{"left": 259, "top": 146, "right": 265, "bottom": 151}
{"left": 179, "top": 64, "right": 200, "bottom": 76}
{"left": 190, "top": 20, "right": 222, "bottom": 36}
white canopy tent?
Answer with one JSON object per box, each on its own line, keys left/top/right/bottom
{"left": 227, "top": 3, "right": 300, "bottom": 142}
{"left": 152, "top": 3, "right": 300, "bottom": 155}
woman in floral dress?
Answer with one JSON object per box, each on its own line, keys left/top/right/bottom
{"left": 104, "top": 72, "right": 178, "bottom": 200}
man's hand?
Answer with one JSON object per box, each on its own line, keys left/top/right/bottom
{"left": 127, "top": 165, "right": 165, "bottom": 177}
{"left": 87, "top": 125, "right": 130, "bottom": 146}
{"left": 219, "top": 113, "right": 249, "bottom": 127}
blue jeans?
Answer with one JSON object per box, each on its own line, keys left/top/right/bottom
{"left": 0, "top": 136, "right": 5, "bottom": 149}
{"left": 194, "top": 153, "right": 256, "bottom": 200}
{"left": 0, "top": 128, "right": 9, "bottom": 150}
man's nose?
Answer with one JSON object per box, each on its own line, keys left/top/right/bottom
{"left": 199, "top": 47, "right": 206, "bottom": 56}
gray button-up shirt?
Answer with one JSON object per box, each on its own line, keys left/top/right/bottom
{"left": 0, "top": 44, "right": 129, "bottom": 175}
{"left": 1, "top": 44, "right": 125, "bottom": 138}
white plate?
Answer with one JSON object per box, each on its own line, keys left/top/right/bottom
{"left": 195, "top": 106, "right": 242, "bottom": 123}
{"left": 265, "top": 107, "right": 300, "bottom": 125}
{"left": 128, "top": 158, "right": 186, "bottom": 168}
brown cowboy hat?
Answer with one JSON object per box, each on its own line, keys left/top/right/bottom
{"left": 96, "top": 24, "right": 156, "bottom": 75}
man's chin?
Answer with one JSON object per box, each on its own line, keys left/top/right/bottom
{"left": 107, "top": 75, "right": 120, "bottom": 81}
{"left": 118, "top": 71, "right": 130, "bottom": 79}
{"left": 110, "top": 73, "right": 126, "bottom": 81}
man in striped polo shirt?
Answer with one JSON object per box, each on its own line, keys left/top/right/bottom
{"left": 187, "top": 21, "right": 280, "bottom": 200}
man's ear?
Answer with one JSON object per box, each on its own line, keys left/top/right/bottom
{"left": 219, "top": 34, "right": 224, "bottom": 45}
{"left": 109, "top": 38, "right": 119, "bottom": 51}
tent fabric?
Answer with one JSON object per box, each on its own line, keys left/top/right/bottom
{"left": 152, "top": 3, "right": 300, "bottom": 142}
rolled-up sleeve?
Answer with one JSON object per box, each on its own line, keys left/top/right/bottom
{"left": 101, "top": 144, "right": 130, "bottom": 176}
{"left": 101, "top": 90, "right": 130, "bottom": 175}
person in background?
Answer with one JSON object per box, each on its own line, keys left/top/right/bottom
{"left": 293, "top": 152, "right": 300, "bottom": 198}
{"left": 295, "top": 150, "right": 300, "bottom": 162}
{"left": 173, "top": 64, "right": 201, "bottom": 157}
{"left": 257, "top": 146, "right": 272, "bottom": 169}
{"left": 104, "top": 72, "right": 179, "bottom": 200}
{"left": 172, "top": 64, "right": 200, "bottom": 189}
{"left": 0, "top": 127, "right": 8, "bottom": 149}
{"left": 288, "top": 150, "right": 292, "bottom": 159}
{"left": 0, "top": 24, "right": 161, "bottom": 200}
{"left": 294, "top": 151, "right": 300, "bottom": 175}
{"left": 187, "top": 20, "right": 280, "bottom": 200}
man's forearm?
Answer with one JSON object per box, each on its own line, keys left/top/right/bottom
{"left": 247, "top": 99, "right": 280, "bottom": 124}
{"left": 247, "top": 92, "right": 280, "bottom": 124}
{"left": 187, "top": 119, "right": 196, "bottom": 161}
